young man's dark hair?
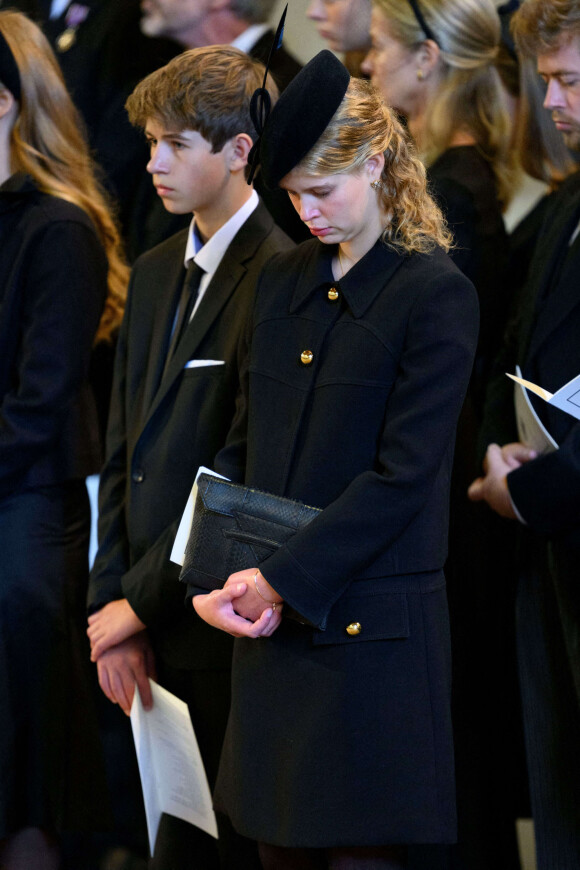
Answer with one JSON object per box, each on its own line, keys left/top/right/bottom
{"left": 126, "top": 45, "right": 278, "bottom": 157}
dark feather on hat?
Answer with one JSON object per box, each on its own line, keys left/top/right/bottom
{"left": 258, "top": 50, "right": 350, "bottom": 189}
{"left": 247, "top": 5, "right": 288, "bottom": 184}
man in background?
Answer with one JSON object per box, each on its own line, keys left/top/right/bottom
{"left": 469, "top": 1, "right": 580, "bottom": 866}
{"left": 141, "top": 0, "right": 301, "bottom": 91}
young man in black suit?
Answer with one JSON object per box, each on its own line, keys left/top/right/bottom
{"left": 469, "top": 2, "right": 580, "bottom": 866}
{"left": 87, "top": 46, "right": 293, "bottom": 869}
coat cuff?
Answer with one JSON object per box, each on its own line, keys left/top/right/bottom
{"left": 259, "top": 543, "right": 341, "bottom": 630}
{"left": 507, "top": 449, "right": 580, "bottom": 536}
{"left": 121, "top": 561, "right": 184, "bottom": 628}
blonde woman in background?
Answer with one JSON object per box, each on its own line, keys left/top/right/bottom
{"left": 363, "top": 0, "right": 514, "bottom": 392}
{"left": 0, "top": 11, "right": 127, "bottom": 869}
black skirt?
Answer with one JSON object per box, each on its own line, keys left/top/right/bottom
{"left": 0, "top": 481, "right": 110, "bottom": 836}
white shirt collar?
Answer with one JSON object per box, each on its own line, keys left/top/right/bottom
{"left": 231, "top": 23, "right": 270, "bottom": 53}
{"left": 184, "top": 190, "right": 260, "bottom": 273}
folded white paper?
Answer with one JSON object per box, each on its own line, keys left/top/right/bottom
{"left": 130, "top": 679, "right": 218, "bottom": 856}
{"left": 184, "top": 359, "right": 225, "bottom": 369}
{"left": 509, "top": 367, "right": 580, "bottom": 428}
{"left": 511, "top": 365, "right": 558, "bottom": 454}
{"left": 170, "top": 466, "right": 229, "bottom": 566}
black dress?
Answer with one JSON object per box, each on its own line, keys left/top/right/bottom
{"left": 0, "top": 174, "right": 109, "bottom": 835}
{"left": 428, "top": 147, "right": 525, "bottom": 870}
{"left": 429, "top": 145, "right": 510, "bottom": 403}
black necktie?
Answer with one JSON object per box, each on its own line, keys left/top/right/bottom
{"left": 166, "top": 260, "right": 205, "bottom": 362}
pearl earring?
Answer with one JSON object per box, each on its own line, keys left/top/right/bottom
{"left": 416, "top": 69, "right": 424, "bottom": 81}
{"left": 370, "top": 180, "right": 384, "bottom": 191}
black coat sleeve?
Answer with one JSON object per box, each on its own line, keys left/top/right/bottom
{"left": 0, "top": 218, "right": 106, "bottom": 497}
{"left": 88, "top": 282, "right": 133, "bottom": 612}
{"left": 507, "top": 422, "right": 580, "bottom": 535}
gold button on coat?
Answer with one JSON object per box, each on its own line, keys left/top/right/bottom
{"left": 328, "top": 287, "right": 339, "bottom": 301}
{"left": 300, "top": 350, "right": 314, "bottom": 365}
{"left": 346, "top": 622, "right": 362, "bottom": 636}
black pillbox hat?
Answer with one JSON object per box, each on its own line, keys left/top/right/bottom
{"left": 259, "top": 49, "right": 350, "bottom": 189}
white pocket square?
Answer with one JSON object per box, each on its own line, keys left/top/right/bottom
{"left": 184, "top": 359, "right": 225, "bottom": 369}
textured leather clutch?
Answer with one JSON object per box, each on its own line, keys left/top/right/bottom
{"left": 179, "top": 473, "right": 321, "bottom": 588}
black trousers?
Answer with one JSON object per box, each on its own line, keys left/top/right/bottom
{"left": 150, "top": 661, "right": 260, "bottom": 870}
{"left": 0, "top": 481, "right": 110, "bottom": 836}
{"left": 517, "top": 541, "right": 580, "bottom": 870}
{"left": 258, "top": 843, "right": 408, "bottom": 869}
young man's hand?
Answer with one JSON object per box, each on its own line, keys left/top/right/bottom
{"left": 88, "top": 598, "right": 146, "bottom": 661}
{"left": 96, "top": 632, "right": 156, "bottom": 715}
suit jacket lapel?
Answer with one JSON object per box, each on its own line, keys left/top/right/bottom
{"left": 161, "top": 256, "right": 246, "bottom": 387}
{"left": 140, "top": 255, "right": 183, "bottom": 420}
{"left": 143, "top": 201, "right": 273, "bottom": 427}
{"left": 524, "top": 184, "right": 580, "bottom": 363}
{"left": 526, "top": 235, "right": 580, "bottom": 362}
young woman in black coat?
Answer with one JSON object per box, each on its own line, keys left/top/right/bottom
{"left": 0, "top": 12, "right": 127, "bottom": 868}
{"left": 192, "top": 51, "right": 478, "bottom": 870}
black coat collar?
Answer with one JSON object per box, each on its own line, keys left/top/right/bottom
{"left": 0, "top": 172, "right": 35, "bottom": 194}
{"left": 0, "top": 173, "right": 38, "bottom": 215}
{"left": 289, "top": 237, "right": 406, "bottom": 318}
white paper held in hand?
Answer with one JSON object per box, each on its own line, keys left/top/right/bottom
{"left": 170, "top": 465, "right": 229, "bottom": 566}
{"left": 510, "top": 365, "right": 558, "bottom": 454}
{"left": 508, "top": 366, "right": 580, "bottom": 453}
{"left": 507, "top": 369, "right": 580, "bottom": 419}
{"left": 130, "top": 678, "right": 218, "bottom": 855}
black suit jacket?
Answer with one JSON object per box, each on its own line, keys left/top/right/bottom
{"left": 479, "top": 177, "right": 580, "bottom": 838}
{"left": 88, "top": 201, "right": 293, "bottom": 669}
{"left": 482, "top": 171, "right": 580, "bottom": 536}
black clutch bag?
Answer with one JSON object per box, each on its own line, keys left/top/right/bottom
{"left": 179, "top": 473, "right": 322, "bottom": 589}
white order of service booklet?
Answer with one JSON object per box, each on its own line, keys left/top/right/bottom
{"left": 130, "top": 679, "right": 218, "bottom": 855}
{"left": 170, "top": 465, "right": 228, "bottom": 566}
{"left": 509, "top": 366, "right": 580, "bottom": 454}
{"left": 510, "top": 365, "right": 559, "bottom": 454}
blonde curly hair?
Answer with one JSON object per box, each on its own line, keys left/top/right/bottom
{"left": 298, "top": 77, "right": 452, "bottom": 254}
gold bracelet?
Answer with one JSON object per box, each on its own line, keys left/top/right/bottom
{"left": 253, "top": 571, "right": 280, "bottom": 611}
